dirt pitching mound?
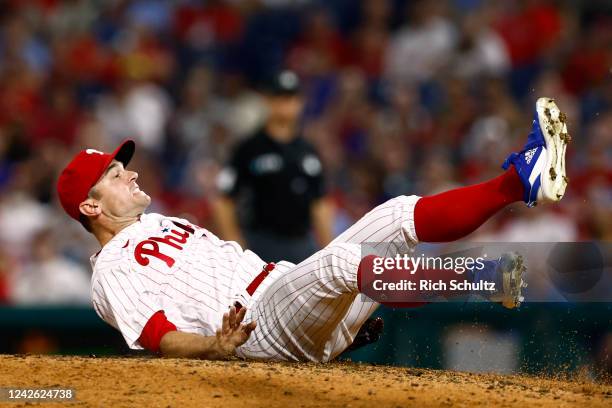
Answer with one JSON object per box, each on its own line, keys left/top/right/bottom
{"left": 0, "top": 355, "right": 610, "bottom": 407}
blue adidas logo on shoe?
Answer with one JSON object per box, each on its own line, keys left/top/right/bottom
{"left": 502, "top": 98, "right": 570, "bottom": 207}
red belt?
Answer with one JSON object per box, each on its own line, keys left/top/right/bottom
{"left": 235, "top": 262, "right": 275, "bottom": 312}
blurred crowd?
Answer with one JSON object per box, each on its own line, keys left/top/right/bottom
{"left": 0, "top": 0, "right": 610, "bottom": 305}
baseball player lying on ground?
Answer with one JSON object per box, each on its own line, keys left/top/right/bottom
{"left": 57, "top": 98, "right": 569, "bottom": 362}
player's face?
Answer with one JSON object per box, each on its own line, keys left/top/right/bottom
{"left": 92, "top": 160, "right": 151, "bottom": 217}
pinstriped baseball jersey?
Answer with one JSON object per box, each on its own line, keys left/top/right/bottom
{"left": 91, "top": 194, "right": 420, "bottom": 361}
{"left": 90, "top": 212, "right": 267, "bottom": 349}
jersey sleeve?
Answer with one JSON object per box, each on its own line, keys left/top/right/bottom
{"left": 138, "top": 311, "right": 177, "bottom": 352}
{"left": 93, "top": 263, "right": 164, "bottom": 350}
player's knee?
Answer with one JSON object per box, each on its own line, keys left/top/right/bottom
{"left": 323, "top": 243, "right": 362, "bottom": 266}
{"left": 316, "top": 243, "right": 362, "bottom": 286}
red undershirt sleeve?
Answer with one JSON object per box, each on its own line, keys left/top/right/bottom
{"left": 138, "top": 311, "right": 177, "bottom": 353}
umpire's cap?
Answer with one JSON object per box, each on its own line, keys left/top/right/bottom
{"left": 262, "top": 70, "right": 301, "bottom": 95}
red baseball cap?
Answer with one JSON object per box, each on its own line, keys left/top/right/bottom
{"left": 57, "top": 140, "right": 135, "bottom": 221}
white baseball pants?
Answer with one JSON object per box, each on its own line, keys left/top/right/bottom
{"left": 237, "top": 195, "right": 420, "bottom": 362}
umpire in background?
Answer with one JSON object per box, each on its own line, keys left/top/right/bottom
{"left": 213, "top": 70, "right": 333, "bottom": 263}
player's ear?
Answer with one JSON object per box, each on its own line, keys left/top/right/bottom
{"left": 79, "top": 197, "right": 102, "bottom": 217}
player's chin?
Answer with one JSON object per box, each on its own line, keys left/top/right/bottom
{"left": 132, "top": 192, "right": 151, "bottom": 208}
{"left": 140, "top": 194, "right": 152, "bottom": 206}
{"left": 132, "top": 189, "right": 150, "bottom": 200}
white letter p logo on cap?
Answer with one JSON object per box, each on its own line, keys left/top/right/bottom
{"left": 86, "top": 149, "right": 104, "bottom": 155}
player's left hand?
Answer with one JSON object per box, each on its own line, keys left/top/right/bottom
{"left": 215, "top": 306, "right": 257, "bottom": 355}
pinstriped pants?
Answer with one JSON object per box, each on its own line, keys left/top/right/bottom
{"left": 236, "top": 195, "right": 421, "bottom": 362}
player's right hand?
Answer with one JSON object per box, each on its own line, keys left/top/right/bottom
{"left": 215, "top": 306, "right": 257, "bottom": 355}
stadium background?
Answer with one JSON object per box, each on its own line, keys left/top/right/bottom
{"left": 0, "top": 0, "right": 609, "bottom": 377}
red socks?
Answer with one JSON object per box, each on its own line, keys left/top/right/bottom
{"left": 414, "top": 168, "right": 524, "bottom": 242}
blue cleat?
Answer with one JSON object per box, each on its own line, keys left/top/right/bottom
{"left": 471, "top": 252, "right": 527, "bottom": 309}
{"left": 502, "top": 97, "right": 570, "bottom": 207}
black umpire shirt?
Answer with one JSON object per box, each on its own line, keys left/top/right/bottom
{"left": 218, "top": 128, "right": 325, "bottom": 237}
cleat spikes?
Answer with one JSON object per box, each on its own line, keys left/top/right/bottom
{"left": 502, "top": 97, "right": 569, "bottom": 205}
{"left": 560, "top": 133, "right": 571, "bottom": 144}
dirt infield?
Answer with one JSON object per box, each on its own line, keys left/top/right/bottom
{"left": 0, "top": 355, "right": 610, "bottom": 407}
